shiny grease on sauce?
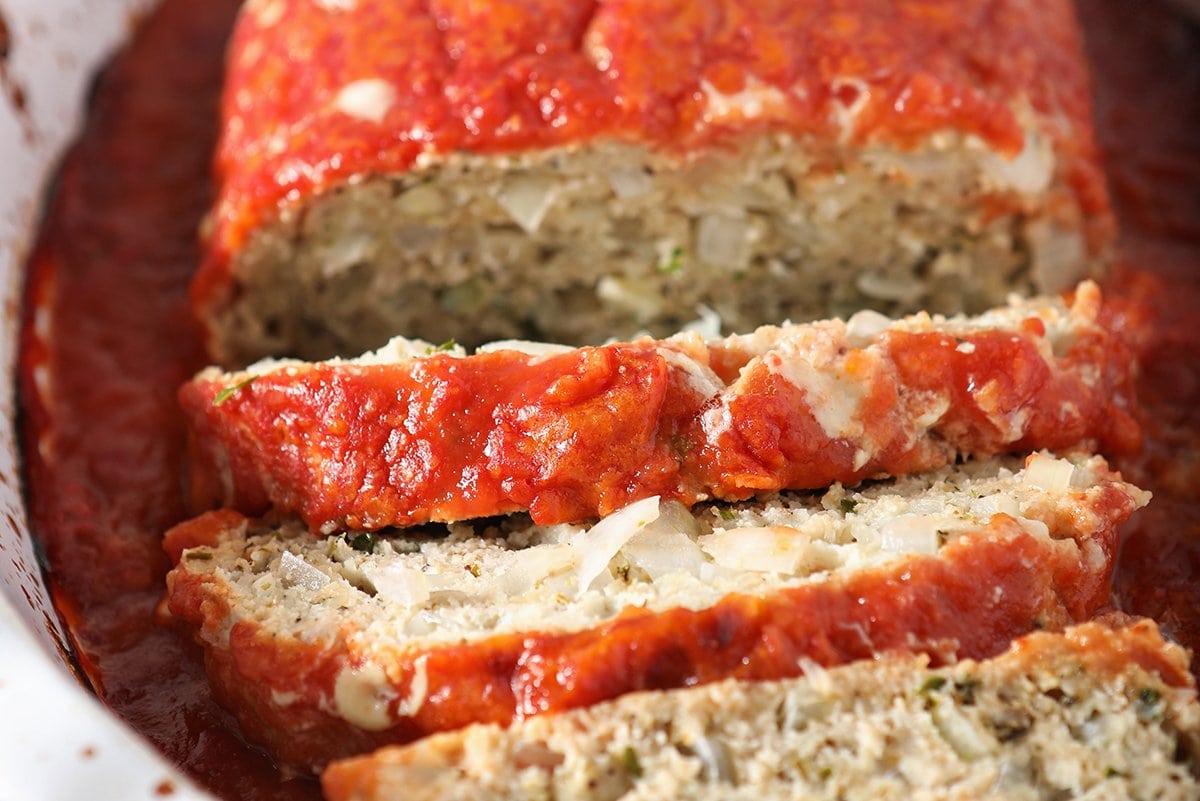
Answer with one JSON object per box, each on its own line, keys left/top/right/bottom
{"left": 15, "top": 1, "right": 1200, "bottom": 799}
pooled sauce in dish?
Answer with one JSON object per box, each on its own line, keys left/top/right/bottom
{"left": 13, "top": 1, "right": 1200, "bottom": 799}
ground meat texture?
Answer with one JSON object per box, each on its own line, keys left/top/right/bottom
{"left": 162, "top": 454, "right": 1149, "bottom": 772}
{"left": 319, "top": 620, "right": 1200, "bottom": 801}
{"left": 180, "top": 284, "right": 1138, "bottom": 532}
{"left": 195, "top": 0, "right": 1112, "bottom": 366}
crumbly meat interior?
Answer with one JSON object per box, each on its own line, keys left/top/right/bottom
{"left": 173, "top": 454, "right": 1124, "bottom": 653}
{"left": 210, "top": 134, "right": 1092, "bottom": 365}
{"left": 320, "top": 622, "right": 1200, "bottom": 801}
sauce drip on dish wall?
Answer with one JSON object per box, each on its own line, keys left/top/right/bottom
{"left": 15, "top": 1, "right": 1200, "bottom": 799}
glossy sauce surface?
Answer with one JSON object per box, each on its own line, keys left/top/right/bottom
{"left": 14, "top": 1, "right": 1200, "bottom": 799}
{"left": 161, "top": 498, "right": 1138, "bottom": 770}
{"left": 181, "top": 313, "right": 1137, "bottom": 531}
{"left": 200, "top": 0, "right": 1106, "bottom": 297}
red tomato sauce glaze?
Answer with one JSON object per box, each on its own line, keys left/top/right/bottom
{"left": 13, "top": 1, "right": 1200, "bottom": 799}
{"left": 198, "top": 0, "right": 1109, "bottom": 315}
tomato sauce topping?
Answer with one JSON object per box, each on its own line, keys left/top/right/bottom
{"left": 181, "top": 306, "right": 1137, "bottom": 532}
{"left": 163, "top": 503, "right": 1135, "bottom": 770}
{"left": 195, "top": 0, "right": 1109, "bottom": 317}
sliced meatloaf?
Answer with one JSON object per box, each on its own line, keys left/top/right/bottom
{"left": 196, "top": 0, "right": 1112, "bottom": 365}
{"left": 180, "top": 283, "right": 1138, "bottom": 532}
{"left": 163, "top": 454, "right": 1148, "bottom": 770}
{"left": 321, "top": 619, "right": 1200, "bottom": 801}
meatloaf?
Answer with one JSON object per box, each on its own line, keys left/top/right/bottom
{"left": 195, "top": 0, "right": 1112, "bottom": 365}
{"left": 163, "top": 454, "right": 1148, "bottom": 770}
{"left": 321, "top": 619, "right": 1200, "bottom": 801}
{"left": 180, "top": 283, "right": 1138, "bottom": 532}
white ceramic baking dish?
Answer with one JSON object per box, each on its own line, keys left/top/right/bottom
{"left": 0, "top": 0, "right": 210, "bottom": 797}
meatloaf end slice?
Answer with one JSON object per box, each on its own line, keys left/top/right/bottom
{"left": 320, "top": 618, "right": 1200, "bottom": 801}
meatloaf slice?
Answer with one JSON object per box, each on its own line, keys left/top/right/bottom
{"left": 321, "top": 619, "right": 1200, "bottom": 801}
{"left": 163, "top": 454, "right": 1148, "bottom": 771}
{"left": 180, "top": 283, "right": 1138, "bottom": 532}
{"left": 196, "top": 0, "right": 1112, "bottom": 365}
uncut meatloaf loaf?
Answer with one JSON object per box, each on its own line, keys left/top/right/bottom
{"left": 196, "top": 0, "right": 1112, "bottom": 365}
{"left": 180, "top": 282, "right": 1138, "bottom": 532}
{"left": 163, "top": 454, "right": 1148, "bottom": 770}
{"left": 321, "top": 619, "right": 1200, "bottom": 801}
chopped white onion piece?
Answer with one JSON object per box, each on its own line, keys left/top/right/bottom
{"left": 574, "top": 497, "right": 661, "bottom": 595}
{"left": 1023, "top": 454, "right": 1076, "bottom": 493}
{"left": 364, "top": 562, "right": 430, "bottom": 606}
{"left": 622, "top": 529, "right": 709, "bottom": 580}
{"left": 596, "top": 275, "right": 664, "bottom": 321}
{"left": 905, "top": 496, "right": 949, "bottom": 516}
{"left": 494, "top": 544, "right": 577, "bottom": 596}
{"left": 423, "top": 572, "right": 468, "bottom": 593}
{"left": 980, "top": 130, "right": 1055, "bottom": 195}
{"left": 969, "top": 493, "right": 1021, "bottom": 520}
{"left": 844, "top": 308, "right": 893, "bottom": 348}
{"left": 695, "top": 213, "right": 749, "bottom": 268}
{"left": 879, "top": 515, "right": 942, "bottom": 555}
{"left": 351, "top": 335, "right": 461, "bottom": 364}
{"left": 279, "top": 551, "right": 331, "bottom": 591}
{"left": 621, "top": 501, "right": 708, "bottom": 580}
{"left": 319, "top": 231, "right": 374, "bottom": 278}
{"left": 606, "top": 166, "right": 652, "bottom": 199}
{"left": 333, "top": 79, "right": 397, "bottom": 124}
{"left": 395, "top": 182, "right": 446, "bottom": 218}
{"left": 656, "top": 346, "right": 725, "bottom": 398}
{"left": 855, "top": 270, "right": 925, "bottom": 304}
{"left": 932, "top": 702, "right": 997, "bottom": 760}
{"left": 681, "top": 304, "right": 723, "bottom": 341}
{"left": 699, "top": 526, "right": 813, "bottom": 574}
{"left": 476, "top": 340, "right": 575, "bottom": 357}
{"left": 496, "top": 175, "right": 557, "bottom": 234}
{"left": 691, "top": 735, "right": 735, "bottom": 782}
{"left": 1020, "top": 518, "right": 1051, "bottom": 541}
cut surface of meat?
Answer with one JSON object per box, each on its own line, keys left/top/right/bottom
{"left": 181, "top": 283, "right": 1139, "bottom": 532}
{"left": 163, "top": 454, "right": 1148, "bottom": 770}
{"left": 320, "top": 619, "right": 1200, "bottom": 801}
{"left": 196, "top": 0, "right": 1111, "bottom": 364}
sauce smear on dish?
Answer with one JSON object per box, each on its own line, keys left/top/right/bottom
{"left": 18, "top": 1, "right": 318, "bottom": 797}
{"left": 15, "top": 1, "right": 1200, "bottom": 799}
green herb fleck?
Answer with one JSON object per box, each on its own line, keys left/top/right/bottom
{"left": 184, "top": 550, "right": 213, "bottom": 561}
{"left": 658, "top": 246, "right": 685, "bottom": 274}
{"left": 467, "top": 563, "right": 482, "bottom": 578}
{"left": 1105, "top": 766, "right": 1121, "bottom": 779}
{"left": 717, "top": 508, "right": 737, "bottom": 522}
{"left": 348, "top": 532, "right": 378, "bottom": 553}
{"left": 818, "top": 766, "right": 833, "bottom": 781}
{"left": 426, "top": 338, "right": 458, "bottom": 355}
{"left": 919, "top": 676, "right": 947, "bottom": 695}
{"left": 839, "top": 498, "right": 858, "bottom": 514}
{"left": 1137, "top": 686, "right": 1164, "bottom": 721}
{"left": 620, "top": 746, "right": 643, "bottom": 778}
{"left": 213, "top": 376, "right": 258, "bottom": 405}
